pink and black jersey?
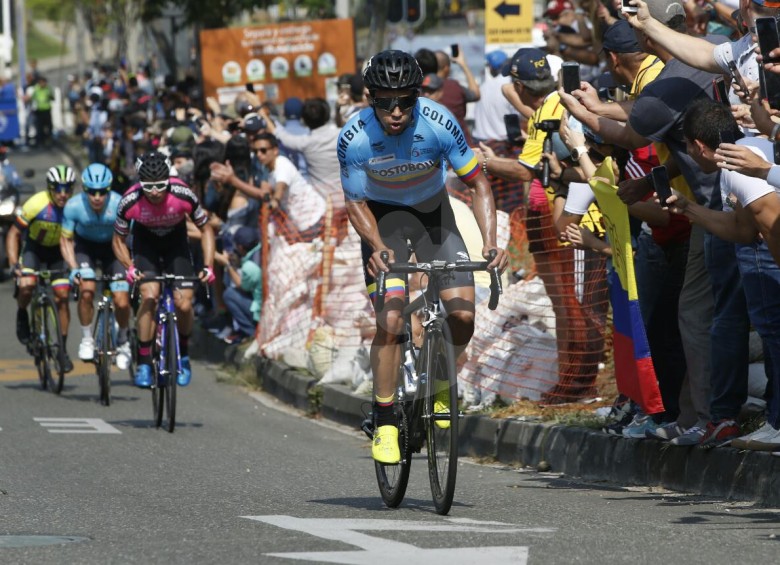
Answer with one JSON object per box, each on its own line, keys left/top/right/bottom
{"left": 114, "top": 178, "right": 208, "bottom": 237}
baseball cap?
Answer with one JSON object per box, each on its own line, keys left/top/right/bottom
{"left": 486, "top": 50, "right": 508, "bottom": 71}
{"left": 502, "top": 48, "right": 553, "bottom": 83}
{"left": 284, "top": 97, "right": 304, "bottom": 120}
{"left": 543, "top": 0, "right": 574, "bottom": 18}
{"left": 233, "top": 226, "right": 260, "bottom": 250}
{"left": 602, "top": 20, "right": 642, "bottom": 53}
{"left": 242, "top": 113, "right": 266, "bottom": 133}
{"left": 421, "top": 73, "right": 444, "bottom": 91}
{"left": 644, "top": 0, "right": 685, "bottom": 25}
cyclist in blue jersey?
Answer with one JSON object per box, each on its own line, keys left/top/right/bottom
{"left": 338, "top": 50, "right": 508, "bottom": 464}
{"left": 60, "top": 163, "right": 132, "bottom": 369}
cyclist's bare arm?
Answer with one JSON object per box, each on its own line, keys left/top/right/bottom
{"left": 198, "top": 221, "right": 216, "bottom": 270}
{"left": 59, "top": 234, "right": 78, "bottom": 271}
{"left": 112, "top": 232, "right": 132, "bottom": 270}
{"left": 463, "top": 172, "right": 508, "bottom": 272}
{"left": 345, "top": 199, "right": 393, "bottom": 278}
{"left": 6, "top": 224, "right": 22, "bottom": 271}
{"left": 186, "top": 216, "right": 202, "bottom": 240}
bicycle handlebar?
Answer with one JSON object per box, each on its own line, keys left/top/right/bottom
{"left": 132, "top": 274, "right": 211, "bottom": 300}
{"left": 373, "top": 250, "right": 502, "bottom": 312}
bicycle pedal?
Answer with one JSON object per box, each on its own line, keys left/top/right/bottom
{"left": 360, "top": 418, "right": 375, "bottom": 440}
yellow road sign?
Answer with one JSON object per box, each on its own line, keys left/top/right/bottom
{"left": 485, "top": 0, "right": 534, "bottom": 45}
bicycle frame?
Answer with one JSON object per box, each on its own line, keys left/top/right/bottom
{"left": 155, "top": 281, "right": 180, "bottom": 386}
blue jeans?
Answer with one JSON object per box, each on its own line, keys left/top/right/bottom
{"left": 634, "top": 231, "right": 688, "bottom": 421}
{"left": 736, "top": 240, "right": 780, "bottom": 428}
{"left": 704, "top": 233, "right": 750, "bottom": 422}
{"left": 223, "top": 286, "right": 256, "bottom": 337}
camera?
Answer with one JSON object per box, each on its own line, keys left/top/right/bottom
{"left": 537, "top": 119, "right": 561, "bottom": 133}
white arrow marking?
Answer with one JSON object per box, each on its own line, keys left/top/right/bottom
{"left": 34, "top": 418, "right": 121, "bottom": 434}
{"left": 243, "top": 515, "right": 554, "bottom": 565}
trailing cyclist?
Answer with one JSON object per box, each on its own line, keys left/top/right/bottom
{"left": 60, "top": 163, "right": 132, "bottom": 369}
{"left": 112, "top": 151, "right": 215, "bottom": 388}
{"left": 337, "top": 50, "right": 508, "bottom": 464}
{"left": 7, "top": 165, "right": 76, "bottom": 373}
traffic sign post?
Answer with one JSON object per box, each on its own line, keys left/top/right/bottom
{"left": 485, "top": 0, "right": 534, "bottom": 47}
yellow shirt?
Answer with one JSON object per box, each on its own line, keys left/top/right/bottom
{"left": 517, "top": 91, "right": 565, "bottom": 169}
{"left": 15, "top": 191, "right": 65, "bottom": 247}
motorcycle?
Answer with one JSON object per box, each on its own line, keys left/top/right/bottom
{"left": 0, "top": 168, "right": 33, "bottom": 282}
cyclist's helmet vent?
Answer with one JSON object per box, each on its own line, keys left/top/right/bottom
{"left": 82, "top": 163, "right": 113, "bottom": 190}
{"left": 46, "top": 165, "right": 76, "bottom": 192}
{"left": 135, "top": 151, "right": 171, "bottom": 182}
{"left": 363, "top": 50, "right": 423, "bottom": 93}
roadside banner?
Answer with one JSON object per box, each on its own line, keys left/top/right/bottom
{"left": 0, "top": 82, "right": 19, "bottom": 142}
{"left": 590, "top": 158, "right": 664, "bottom": 414}
{"left": 200, "top": 18, "right": 356, "bottom": 106}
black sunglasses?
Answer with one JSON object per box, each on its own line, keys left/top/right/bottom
{"left": 86, "top": 188, "right": 110, "bottom": 196}
{"left": 51, "top": 184, "right": 73, "bottom": 194}
{"left": 255, "top": 147, "right": 272, "bottom": 154}
{"left": 372, "top": 94, "right": 418, "bottom": 112}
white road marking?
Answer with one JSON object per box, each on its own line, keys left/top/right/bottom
{"left": 243, "top": 515, "right": 554, "bottom": 564}
{"left": 34, "top": 418, "right": 122, "bottom": 434}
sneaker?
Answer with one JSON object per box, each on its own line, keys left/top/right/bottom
{"left": 135, "top": 363, "right": 153, "bottom": 388}
{"left": 669, "top": 426, "right": 706, "bottom": 446}
{"left": 699, "top": 419, "right": 741, "bottom": 448}
{"left": 433, "top": 380, "right": 451, "bottom": 429}
{"left": 622, "top": 414, "right": 656, "bottom": 439}
{"left": 214, "top": 326, "right": 233, "bottom": 340}
{"left": 16, "top": 309, "right": 30, "bottom": 344}
{"left": 602, "top": 397, "right": 636, "bottom": 436}
{"left": 646, "top": 421, "right": 685, "bottom": 441}
{"left": 61, "top": 352, "right": 74, "bottom": 373}
{"left": 372, "top": 425, "right": 400, "bottom": 464}
{"left": 115, "top": 341, "right": 131, "bottom": 371}
{"left": 224, "top": 332, "right": 249, "bottom": 345}
{"left": 78, "top": 336, "right": 95, "bottom": 361}
{"left": 744, "top": 427, "right": 780, "bottom": 451}
{"left": 732, "top": 423, "right": 774, "bottom": 449}
{"left": 178, "top": 356, "right": 192, "bottom": 387}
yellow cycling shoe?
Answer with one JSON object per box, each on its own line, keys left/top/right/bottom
{"left": 433, "top": 381, "right": 451, "bottom": 429}
{"left": 372, "top": 425, "right": 401, "bottom": 464}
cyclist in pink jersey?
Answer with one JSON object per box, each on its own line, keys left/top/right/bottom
{"left": 112, "top": 151, "right": 215, "bottom": 388}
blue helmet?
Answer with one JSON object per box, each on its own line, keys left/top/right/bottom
{"left": 81, "top": 163, "right": 113, "bottom": 190}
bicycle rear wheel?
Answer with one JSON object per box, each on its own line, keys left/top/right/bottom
{"left": 152, "top": 324, "right": 164, "bottom": 428}
{"left": 374, "top": 403, "right": 412, "bottom": 508}
{"left": 127, "top": 327, "right": 139, "bottom": 383}
{"left": 31, "top": 305, "right": 48, "bottom": 390}
{"left": 43, "top": 298, "right": 65, "bottom": 394}
{"left": 95, "top": 308, "right": 112, "bottom": 406}
{"left": 424, "top": 324, "right": 458, "bottom": 515}
{"left": 164, "top": 313, "right": 178, "bottom": 433}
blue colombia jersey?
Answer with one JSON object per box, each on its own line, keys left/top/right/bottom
{"left": 337, "top": 97, "right": 480, "bottom": 206}
{"left": 61, "top": 191, "right": 122, "bottom": 243}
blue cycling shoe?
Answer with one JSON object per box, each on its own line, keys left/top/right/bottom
{"left": 178, "top": 356, "right": 192, "bottom": 387}
{"left": 135, "top": 364, "right": 153, "bottom": 388}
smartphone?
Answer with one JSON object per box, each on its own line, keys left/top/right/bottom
{"left": 727, "top": 61, "right": 749, "bottom": 96}
{"left": 651, "top": 165, "right": 672, "bottom": 205}
{"left": 774, "top": 140, "right": 780, "bottom": 165}
{"left": 755, "top": 17, "right": 780, "bottom": 109}
{"left": 713, "top": 77, "right": 730, "bottom": 106}
{"left": 719, "top": 130, "right": 737, "bottom": 145}
{"left": 451, "top": 44, "right": 459, "bottom": 58}
{"left": 504, "top": 113, "right": 522, "bottom": 143}
{"left": 245, "top": 82, "right": 255, "bottom": 93}
{"left": 561, "top": 62, "right": 581, "bottom": 94}
{"left": 621, "top": 0, "right": 638, "bottom": 13}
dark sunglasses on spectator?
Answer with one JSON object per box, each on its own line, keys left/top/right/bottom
{"left": 140, "top": 181, "right": 168, "bottom": 193}
{"left": 255, "top": 147, "right": 272, "bottom": 154}
{"left": 52, "top": 184, "right": 73, "bottom": 194}
{"left": 372, "top": 94, "right": 418, "bottom": 112}
{"left": 86, "top": 188, "right": 110, "bottom": 196}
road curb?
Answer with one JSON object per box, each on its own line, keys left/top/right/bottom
{"left": 190, "top": 326, "right": 780, "bottom": 506}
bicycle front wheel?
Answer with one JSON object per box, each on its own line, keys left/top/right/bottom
{"left": 424, "top": 324, "right": 459, "bottom": 515}
{"left": 374, "top": 404, "right": 412, "bottom": 508}
{"left": 164, "top": 313, "right": 178, "bottom": 433}
{"left": 31, "top": 304, "right": 48, "bottom": 390}
{"left": 43, "top": 298, "right": 65, "bottom": 394}
{"left": 95, "top": 308, "right": 112, "bottom": 406}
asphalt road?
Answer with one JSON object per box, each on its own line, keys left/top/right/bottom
{"left": 0, "top": 147, "right": 779, "bottom": 564}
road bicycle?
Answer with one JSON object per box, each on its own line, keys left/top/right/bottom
{"left": 76, "top": 273, "right": 126, "bottom": 406}
{"left": 363, "top": 250, "right": 501, "bottom": 515}
{"left": 24, "top": 269, "right": 68, "bottom": 394}
{"left": 134, "top": 274, "right": 205, "bottom": 433}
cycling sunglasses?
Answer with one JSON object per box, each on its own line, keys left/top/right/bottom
{"left": 140, "top": 181, "right": 169, "bottom": 193}
{"left": 86, "top": 188, "right": 110, "bottom": 196}
{"left": 372, "top": 93, "right": 418, "bottom": 112}
{"left": 51, "top": 184, "right": 73, "bottom": 194}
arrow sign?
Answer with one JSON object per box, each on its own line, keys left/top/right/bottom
{"left": 495, "top": 1, "right": 521, "bottom": 17}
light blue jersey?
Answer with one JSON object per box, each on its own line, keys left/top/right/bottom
{"left": 337, "top": 97, "right": 480, "bottom": 206}
{"left": 62, "top": 191, "right": 121, "bottom": 243}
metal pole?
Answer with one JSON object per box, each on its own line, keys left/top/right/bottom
{"left": 14, "top": 0, "right": 25, "bottom": 90}
{"left": 75, "top": 1, "right": 85, "bottom": 82}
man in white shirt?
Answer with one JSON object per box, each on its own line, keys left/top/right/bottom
{"left": 472, "top": 50, "right": 517, "bottom": 144}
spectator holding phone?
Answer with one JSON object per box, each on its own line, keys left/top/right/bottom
{"left": 435, "top": 48, "right": 480, "bottom": 145}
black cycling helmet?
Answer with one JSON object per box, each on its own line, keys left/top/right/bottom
{"left": 135, "top": 151, "right": 171, "bottom": 182}
{"left": 362, "top": 50, "right": 423, "bottom": 94}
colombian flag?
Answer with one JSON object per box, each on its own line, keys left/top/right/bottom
{"left": 590, "top": 159, "right": 664, "bottom": 415}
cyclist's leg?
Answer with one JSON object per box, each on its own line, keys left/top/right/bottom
{"left": 168, "top": 228, "right": 197, "bottom": 385}
{"left": 46, "top": 252, "right": 72, "bottom": 347}
{"left": 16, "top": 247, "right": 39, "bottom": 342}
{"left": 107, "top": 246, "right": 131, "bottom": 342}
{"left": 132, "top": 232, "right": 161, "bottom": 385}
{"left": 73, "top": 238, "right": 99, "bottom": 359}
